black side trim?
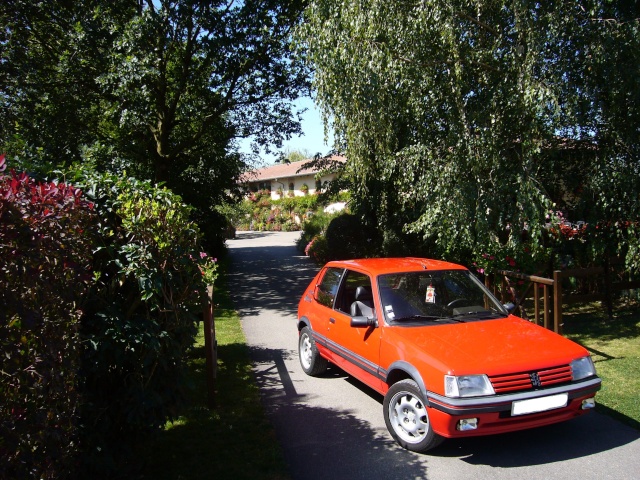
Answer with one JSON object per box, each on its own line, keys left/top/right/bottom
{"left": 313, "top": 332, "right": 383, "bottom": 380}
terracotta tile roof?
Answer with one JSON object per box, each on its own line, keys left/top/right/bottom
{"left": 242, "top": 155, "right": 345, "bottom": 182}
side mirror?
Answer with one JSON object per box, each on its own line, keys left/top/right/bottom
{"left": 351, "top": 316, "right": 377, "bottom": 328}
{"left": 503, "top": 302, "right": 516, "bottom": 313}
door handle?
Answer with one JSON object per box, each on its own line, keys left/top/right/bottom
{"left": 329, "top": 318, "right": 336, "bottom": 324}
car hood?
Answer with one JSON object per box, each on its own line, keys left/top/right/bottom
{"left": 385, "top": 315, "right": 588, "bottom": 375}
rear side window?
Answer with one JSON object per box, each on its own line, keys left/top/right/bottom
{"left": 316, "top": 267, "right": 343, "bottom": 308}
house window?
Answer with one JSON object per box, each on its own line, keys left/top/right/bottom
{"left": 288, "top": 182, "right": 294, "bottom": 192}
{"left": 315, "top": 179, "right": 322, "bottom": 192}
{"left": 258, "top": 182, "right": 271, "bottom": 192}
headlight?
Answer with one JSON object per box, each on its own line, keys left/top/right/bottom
{"left": 445, "top": 374, "right": 495, "bottom": 397}
{"left": 571, "top": 356, "right": 596, "bottom": 380}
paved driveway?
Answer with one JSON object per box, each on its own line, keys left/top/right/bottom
{"left": 226, "top": 231, "right": 640, "bottom": 480}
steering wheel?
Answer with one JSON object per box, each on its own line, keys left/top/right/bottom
{"left": 447, "top": 298, "right": 470, "bottom": 308}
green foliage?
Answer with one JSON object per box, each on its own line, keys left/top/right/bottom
{"left": 0, "top": 154, "right": 96, "bottom": 479}
{"left": 235, "top": 192, "right": 324, "bottom": 231}
{"left": 2, "top": 0, "right": 311, "bottom": 254}
{"left": 298, "top": 1, "right": 640, "bottom": 269}
{"left": 297, "top": 210, "right": 334, "bottom": 253}
{"left": 1, "top": 155, "right": 219, "bottom": 477}
{"left": 299, "top": 212, "right": 379, "bottom": 263}
{"left": 278, "top": 147, "right": 313, "bottom": 163}
{"left": 325, "top": 213, "right": 378, "bottom": 260}
{"left": 305, "top": 235, "right": 330, "bottom": 264}
{"left": 64, "top": 163, "right": 216, "bottom": 475}
{"left": 142, "top": 274, "right": 289, "bottom": 479}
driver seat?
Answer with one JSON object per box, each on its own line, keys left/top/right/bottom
{"left": 350, "top": 286, "right": 375, "bottom": 318}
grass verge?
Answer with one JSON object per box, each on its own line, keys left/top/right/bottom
{"left": 142, "top": 273, "right": 290, "bottom": 480}
{"left": 563, "top": 301, "right": 640, "bottom": 430}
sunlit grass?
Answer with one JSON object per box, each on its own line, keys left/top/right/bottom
{"left": 142, "top": 272, "right": 290, "bottom": 480}
{"left": 563, "top": 301, "right": 640, "bottom": 429}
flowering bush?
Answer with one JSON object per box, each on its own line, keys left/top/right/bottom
{"left": 305, "top": 235, "right": 330, "bottom": 263}
{"left": 472, "top": 242, "right": 541, "bottom": 277}
{"left": 196, "top": 251, "right": 219, "bottom": 286}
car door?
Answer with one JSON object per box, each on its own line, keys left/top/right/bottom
{"left": 310, "top": 266, "right": 345, "bottom": 358}
{"left": 326, "top": 269, "right": 383, "bottom": 391}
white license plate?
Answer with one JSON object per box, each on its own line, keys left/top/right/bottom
{"left": 511, "top": 393, "right": 568, "bottom": 416}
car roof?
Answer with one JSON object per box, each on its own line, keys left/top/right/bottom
{"left": 324, "top": 257, "right": 468, "bottom": 275}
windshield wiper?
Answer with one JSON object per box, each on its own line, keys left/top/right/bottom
{"left": 451, "top": 310, "right": 507, "bottom": 320}
{"left": 393, "top": 314, "right": 454, "bottom": 323}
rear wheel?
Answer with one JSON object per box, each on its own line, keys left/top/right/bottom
{"left": 383, "top": 379, "right": 444, "bottom": 452}
{"left": 298, "top": 326, "right": 328, "bottom": 376}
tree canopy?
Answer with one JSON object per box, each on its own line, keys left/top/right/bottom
{"left": 298, "top": 0, "right": 640, "bottom": 269}
{"left": 1, "top": 0, "right": 310, "bottom": 250}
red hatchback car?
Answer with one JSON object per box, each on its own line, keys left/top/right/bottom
{"left": 297, "top": 258, "right": 601, "bottom": 452}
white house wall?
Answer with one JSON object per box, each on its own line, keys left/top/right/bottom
{"left": 267, "top": 173, "right": 334, "bottom": 200}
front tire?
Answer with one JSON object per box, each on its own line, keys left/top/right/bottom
{"left": 298, "top": 326, "right": 328, "bottom": 376}
{"left": 383, "top": 379, "right": 444, "bottom": 452}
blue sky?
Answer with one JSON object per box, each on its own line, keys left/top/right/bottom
{"left": 239, "top": 96, "right": 333, "bottom": 165}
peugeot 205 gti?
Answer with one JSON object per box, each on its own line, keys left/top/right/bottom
{"left": 297, "top": 258, "right": 601, "bottom": 452}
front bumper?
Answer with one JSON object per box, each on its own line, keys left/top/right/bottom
{"left": 427, "top": 376, "right": 601, "bottom": 438}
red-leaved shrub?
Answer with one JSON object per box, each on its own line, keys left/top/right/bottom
{"left": 0, "top": 153, "right": 96, "bottom": 479}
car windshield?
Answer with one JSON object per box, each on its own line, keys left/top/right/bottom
{"left": 378, "top": 269, "right": 508, "bottom": 325}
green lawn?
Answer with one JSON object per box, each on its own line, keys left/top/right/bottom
{"left": 142, "top": 276, "right": 290, "bottom": 480}
{"left": 563, "top": 301, "right": 640, "bottom": 429}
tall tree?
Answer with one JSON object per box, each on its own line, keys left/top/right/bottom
{"left": 1, "top": 0, "right": 310, "bottom": 249}
{"left": 1, "top": 1, "right": 131, "bottom": 167}
{"left": 298, "top": 0, "right": 640, "bottom": 268}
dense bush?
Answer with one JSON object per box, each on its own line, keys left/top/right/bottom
{"left": 1, "top": 156, "right": 217, "bottom": 478}
{"left": 68, "top": 165, "right": 217, "bottom": 475}
{"left": 0, "top": 154, "right": 96, "bottom": 479}
{"left": 304, "top": 235, "right": 330, "bottom": 264}
{"left": 324, "top": 213, "right": 378, "bottom": 260}
{"left": 296, "top": 210, "right": 338, "bottom": 255}
{"left": 298, "top": 212, "right": 380, "bottom": 263}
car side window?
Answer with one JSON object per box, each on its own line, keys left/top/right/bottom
{"left": 335, "top": 270, "right": 374, "bottom": 316}
{"left": 316, "top": 267, "right": 343, "bottom": 308}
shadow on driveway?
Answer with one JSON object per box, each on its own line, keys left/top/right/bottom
{"left": 227, "top": 231, "right": 640, "bottom": 480}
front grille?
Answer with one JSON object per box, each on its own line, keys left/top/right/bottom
{"left": 489, "top": 365, "right": 573, "bottom": 393}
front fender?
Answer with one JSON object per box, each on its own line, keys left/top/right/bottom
{"left": 385, "top": 360, "right": 430, "bottom": 406}
{"left": 297, "top": 316, "right": 311, "bottom": 332}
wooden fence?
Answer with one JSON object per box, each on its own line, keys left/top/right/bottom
{"left": 485, "top": 260, "right": 639, "bottom": 334}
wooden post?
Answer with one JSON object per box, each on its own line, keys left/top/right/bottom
{"left": 553, "top": 271, "right": 563, "bottom": 334}
{"left": 501, "top": 276, "right": 507, "bottom": 303}
{"left": 203, "top": 285, "right": 217, "bottom": 408}
{"left": 534, "top": 282, "right": 540, "bottom": 325}
{"left": 603, "top": 257, "right": 613, "bottom": 321}
{"left": 543, "top": 284, "right": 550, "bottom": 330}
{"left": 484, "top": 274, "right": 492, "bottom": 310}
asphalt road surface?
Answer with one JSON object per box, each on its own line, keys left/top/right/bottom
{"left": 226, "top": 230, "right": 640, "bottom": 480}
